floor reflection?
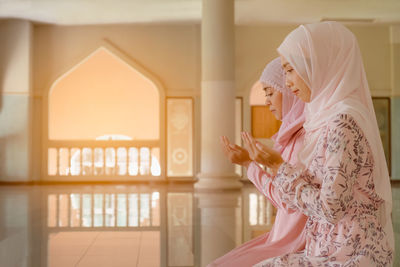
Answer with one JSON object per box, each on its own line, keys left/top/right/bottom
{"left": 167, "top": 192, "right": 194, "bottom": 266}
{"left": 0, "top": 182, "right": 333, "bottom": 267}
{"left": 47, "top": 191, "right": 160, "bottom": 228}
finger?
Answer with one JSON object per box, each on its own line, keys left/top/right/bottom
{"left": 224, "top": 137, "right": 237, "bottom": 153}
{"left": 245, "top": 132, "right": 259, "bottom": 155}
{"left": 246, "top": 132, "right": 258, "bottom": 147}
{"left": 255, "top": 141, "right": 272, "bottom": 153}
{"left": 242, "top": 132, "right": 253, "bottom": 148}
{"left": 221, "top": 143, "right": 230, "bottom": 156}
{"left": 255, "top": 143, "right": 269, "bottom": 156}
{"left": 223, "top": 136, "right": 237, "bottom": 152}
{"left": 221, "top": 136, "right": 229, "bottom": 146}
{"left": 255, "top": 146, "right": 271, "bottom": 161}
{"left": 244, "top": 136, "right": 272, "bottom": 164}
{"left": 220, "top": 136, "right": 227, "bottom": 146}
{"left": 220, "top": 136, "right": 226, "bottom": 146}
{"left": 256, "top": 142, "right": 279, "bottom": 161}
{"left": 220, "top": 136, "right": 231, "bottom": 155}
{"left": 225, "top": 141, "right": 239, "bottom": 154}
{"left": 241, "top": 132, "right": 253, "bottom": 153}
{"left": 241, "top": 132, "right": 248, "bottom": 147}
{"left": 230, "top": 146, "right": 242, "bottom": 156}
{"left": 229, "top": 143, "right": 242, "bottom": 152}
{"left": 223, "top": 135, "right": 231, "bottom": 145}
{"left": 222, "top": 137, "right": 233, "bottom": 153}
{"left": 242, "top": 133, "right": 258, "bottom": 161}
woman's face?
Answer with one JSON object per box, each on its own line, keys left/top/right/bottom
{"left": 280, "top": 55, "right": 311, "bottom": 103}
{"left": 263, "top": 85, "right": 282, "bottom": 120}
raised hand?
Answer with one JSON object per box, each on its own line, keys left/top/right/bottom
{"left": 241, "top": 132, "right": 284, "bottom": 174}
{"left": 220, "top": 136, "right": 252, "bottom": 168}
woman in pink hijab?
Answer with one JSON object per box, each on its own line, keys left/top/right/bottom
{"left": 211, "top": 57, "right": 308, "bottom": 266}
{"left": 247, "top": 21, "right": 394, "bottom": 266}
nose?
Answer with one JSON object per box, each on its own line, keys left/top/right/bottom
{"left": 265, "top": 97, "right": 271, "bottom": 106}
{"left": 285, "top": 78, "right": 294, "bottom": 89}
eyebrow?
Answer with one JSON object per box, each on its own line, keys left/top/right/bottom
{"left": 282, "top": 63, "right": 290, "bottom": 68}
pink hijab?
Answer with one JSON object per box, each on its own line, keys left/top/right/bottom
{"left": 277, "top": 21, "right": 394, "bottom": 249}
{"left": 259, "top": 57, "right": 305, "bottom": 155}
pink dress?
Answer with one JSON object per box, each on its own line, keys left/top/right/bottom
{"left": 254, "top": 114, "right": 393, "bottom": 266}
{"left": 209, "top": 129, "right": 308, "bottom": 267}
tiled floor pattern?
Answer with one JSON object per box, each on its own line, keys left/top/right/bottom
{"left": 48, "top": 231, "right": 159, "bottom": 267}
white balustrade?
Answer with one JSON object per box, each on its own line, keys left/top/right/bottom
{"left": 47, "top": 140, "right": 161, "bottom": 177}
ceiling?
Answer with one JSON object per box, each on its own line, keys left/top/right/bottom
{"left": 0, "top": 0, "right": 399, "bottom": 25}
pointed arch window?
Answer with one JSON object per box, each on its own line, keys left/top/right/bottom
{"left": 45, "top": 47, "right": 165, "bottom": 180}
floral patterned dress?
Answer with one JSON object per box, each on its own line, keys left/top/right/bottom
{"left": 254, "top": 114, "right": 393, "bottom": 267}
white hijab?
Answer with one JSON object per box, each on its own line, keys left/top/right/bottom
{"left": 277, "top": 21, "right": 394, "bottom": 249}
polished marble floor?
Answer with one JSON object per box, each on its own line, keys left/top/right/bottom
{"left": 0, "top": 183, "right": 399, "bottom": 267}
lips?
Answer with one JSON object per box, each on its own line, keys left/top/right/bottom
{"left": 292, "top": 89, "right": 299, "bottom": 95}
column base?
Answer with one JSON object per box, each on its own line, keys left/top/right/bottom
{"left": 195, "top": 173, "right": 243, "bottom": 190}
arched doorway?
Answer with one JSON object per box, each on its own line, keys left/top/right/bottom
{"left": 43, "top": 46, "right": 165, "bottom": 181}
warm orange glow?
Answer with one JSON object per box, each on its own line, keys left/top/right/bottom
{"left": 251, "top": 106, "right": 281, "bottom": 138}
{"left": 249, "top": 81, "right": 281, "bottom": 138}
{"left": 48, "top": 231, "right": 160, "bottom": 266}
{"left": 49, "top": 48, "right": 159, "bottom": 140}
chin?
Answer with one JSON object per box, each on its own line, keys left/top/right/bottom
{"left": 298, "top": 95, "right": 307, "bottom": 102}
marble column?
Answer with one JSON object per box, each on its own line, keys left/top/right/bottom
{"left": 0, "top": 20, "right": 33, "bottom": 182}
{"left": 195, "top": 0, "right": 242, "bottom": 190}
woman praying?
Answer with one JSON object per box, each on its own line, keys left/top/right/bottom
{"left": 248, "top": 21, "right": 394, "bottom": 266}
{"left": 210, "top": 57, "right": 308, "bottom": 267}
